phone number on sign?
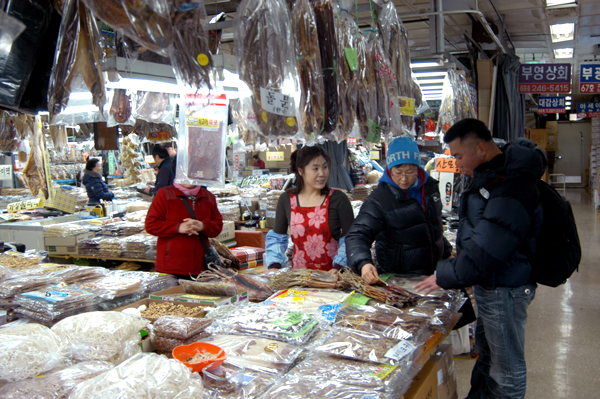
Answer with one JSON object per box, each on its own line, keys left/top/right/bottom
{"left": 580, "top": 83, "right": 600, "bottom": 93}
{"left": 518, "top": 83, "right": 571, "bottom": 93}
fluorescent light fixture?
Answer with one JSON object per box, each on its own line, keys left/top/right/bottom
{"left": 554, "top": 48, "right": 573, "bottom": 58}
{"left": 550, "top": 23, "right": 575, "bottom": 43}
{"left": 566, "top": 96, "right": 572, "bottom": 100}
{"left": 105, "top": 77, "right": 184, "bottom": 94}
{"left": 424, "top": 132, "right": 438, "bottom": 137}
{"left": 69, "top": 92, "right": 93, "bottom": 100}
{"left": 413, "top": 71, "right": 448, "bottom": 78}
{"left": 566, "top": 101, "right": 572, "bottom": 105}
{"left": 546, "top": 0, "right": 576, "bottom": 6}
{"left": 566, "top": 106, "right": 571, "bottom": 110}
{"left": 410, "top": 62, "right": 441, "bottom": 68}
{"left": 416, "top": 78, "right": 447, "bottom": 84}
{"left": 420, "top": 86, "right": 444, "bottom": 91}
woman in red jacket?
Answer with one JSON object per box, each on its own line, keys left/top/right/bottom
{"left": 145, "top": 183, "right": 223, "bottom": 279}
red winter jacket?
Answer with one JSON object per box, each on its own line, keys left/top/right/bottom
{"left": 145, "top": 186, "right": 223, "bottom": 276}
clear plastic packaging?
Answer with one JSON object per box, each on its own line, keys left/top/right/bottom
{"left": 76, "top": 274, "right": 144, "bottom": 300}
{"left": 134, "top": 91, "right": 176, "bottom": 125}
{"left": 235, "top": 0, "right": 302, "bottom": 140}
{"left": 151, "top": 331, "right": 211, "bottom": 353}
{"left": 154, "top": 316, "right": 213, "bottom": 340}
{"left": 68, "top": 353, "right": 205, "bottom": 399}
{"left": 354, "top": 32, "right": 378, "bottom": 142}
{"left": 0, "top": 323, "right": 67, "bottom": 382}
{"left": 108, "top": 88, "right": 135, "bottom": 127}
{"left": 176, "top": 93, "right": 228, "bottom": 187}
{"left": 15, "top": 286, "right": 101, "bottom": 319}
{"left": 262, "top": 377, "right": 389, "bottom": 398}
{"left": 180, "top": 279, "right": 240, "bottom": 297}
{"left": 140, "top": 301, "right": 206, "bottom": 322}
{"left": 0, "top": 273, "right": 61, "bottom": 299}
{"left": 51, "top": 311, "right": 147, "bottom": 364}
{"left": 0, "top": 360, "right": 113, "bottom": 399}
{"left": 203, "top": 363, "right": 277, "bottom": 399}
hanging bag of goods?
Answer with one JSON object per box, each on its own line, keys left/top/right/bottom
{"left": 355, "top": 32, "right": 379, "bottom": 142}
{"left": 107, "top": 88, "right": 135, "bottom": 127}
{"left": 292, "top": 0, "right": 325, "bottom": 140}
{"left": 176, "top": 93, "right": 229, "bottom": 187}
{"left": 168, "top": 0, "right": 213, "bottom": 89}
{"left": 235, "top": 0, "right": 303, "bottom": 140}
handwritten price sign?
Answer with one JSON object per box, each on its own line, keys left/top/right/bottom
{"left": 436, "top": 157, "right": 460, "bottom": 174}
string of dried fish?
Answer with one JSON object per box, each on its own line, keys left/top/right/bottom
{"left": 338, "top": 268, "right": 419, "bottom": 308}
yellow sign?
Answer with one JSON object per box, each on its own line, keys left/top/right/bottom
{"left": 436, "top": 157, "right": 460, "bottom": 174}
{"left": 398, "top": 96, "right": 416, "bottom": 116}
{"left": 369, "top": 151, "right": 380, "bottom": 160}
{"left": 7, "top": 198, "right": 43, "bottom": 213}
{"left": 186, "top": 117, "right": 219, "bottom": 128}
{"left": 267, "top": 152, "right": 284, "bottom": 161}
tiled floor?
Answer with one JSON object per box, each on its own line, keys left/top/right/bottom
{"left": 454, "top": 188, "right": 600, "bottom": 399}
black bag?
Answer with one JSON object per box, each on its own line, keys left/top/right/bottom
{"left": 530, "top": 181, "right": 581, "bottom": 287}
{"left": 178, "top": 196, "right": 223, "bottom": 267}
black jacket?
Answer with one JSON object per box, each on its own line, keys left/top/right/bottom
{"left": 436, "top": 138, "right": 546, "bottom": 289}
{"left": 347, "top": 175, "right": 451, "bottom": 276}
{"left": 82, "top": 169, "right": 114, "bottom": 203}
{"left": 150, "top": 157, "right": 174, "bottom": 196}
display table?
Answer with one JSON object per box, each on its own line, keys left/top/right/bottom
{"left": 49, "top": 254, "right": 156, "bottom": 263}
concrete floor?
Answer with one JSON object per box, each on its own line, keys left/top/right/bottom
{"left": 454, "top": 188, "right": 600, "bottom": 398}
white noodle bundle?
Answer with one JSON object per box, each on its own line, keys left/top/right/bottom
{"left": 0, "top": 324, "right": 67, "bottom": 382}
{"left": 69, "top": 353, "right": 205, "bottom": 399}
{"left": 51, "top": 311, "right": 147, "bottom": 364}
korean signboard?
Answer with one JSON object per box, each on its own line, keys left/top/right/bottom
{"left": 0, "top": 164, "right": 11, "bottom": 180}
{"left": 579, "top": 64, "right": 600, "bottom": 94}
{"left": 537, "top": 96, "right": 566, "bottom": 114}
{"left": 266, "top": 152, "right": 284, "bottom": 161}
{"left": 518, "top": 64, "right": 571, "bottom": 93}
{"left": 576, "top": 102, "right": 600, "bottom": 118}
{"left": 436, "top": 157, "right": 460, "bottom": 174}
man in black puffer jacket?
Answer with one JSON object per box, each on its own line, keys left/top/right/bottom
{"left": 416, "top": 119, "right": 546, "bottom": 399}
{"left": 347, "top": 136, "right": 452, "bottom": 283}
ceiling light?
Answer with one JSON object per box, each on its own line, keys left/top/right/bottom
{"left": 554, "top": 48, "right": 573, "bottom": 58}
{"left": 566, "top": 106, "right": 571, "bottom": 110}
{"left": 546, "top": 0, "right": 576, "bottom": 6}
{"left": 410, "top": 62, "right": 441, "bottom": 68}
{"left": 68, "top": 92, "right": 93, "bottom": 100}
{"left": 566, "top": 101, "right": 572, "bottom": 105}
{"left": 420, "top": 86, "right": 444, "bottom": 91}
{"left": 550, "top": 23, "right": 575, "bottom": 43}
{"left": 566, "top": 96, "right": 572, "bottom": 100}
{"left": 416, "top": 78, "right": 447, "bottom": 84}
{"left": 413, "top": 71, "right": 448, "bottom": 78}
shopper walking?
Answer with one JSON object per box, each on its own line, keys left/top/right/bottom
{"left": 145, "top": 184, "right": 223, "bottom": 278}
{"left": 82, "top": 158, "right": 114, "bottom": 204}
{"left": 415, "top": 118, "right": 547, "bottom": 399}
{"left": 144, "top": 144, "right": 174, "bottom": 196}
{"left": 346, "top": 136, "right": 452, "bottom": 283}
{"left": 265, "top": 145, "right": 354, "bottom": 272}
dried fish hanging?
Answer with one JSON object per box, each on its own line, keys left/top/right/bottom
{"left": 48, "top": 125, "right": 68, "bottom": 151}
{"left": 23, "top": 117, "right": 49, "bottom": 199}
{"left": 48, "top": 0, "right": 107, "bottom": 123}
{"left": 355, "top": 32, "right": 379, "bottom": 142}
{"left": 80, "top": 0, "right": 173, "bottom": 56}
{"left": 169, "top": 0, "right": 213, "bottom": 89}
{"left": 235, "top": 0, "right": 302, "bottom": 140}
{"left": 292, "top": 0, "right": 325, "bottom": 140}
{"left": 0, "top": 111, "right": 19, "bottom": 152}
{"left": 107, "top": 89, "right": 135, "bottom": 127}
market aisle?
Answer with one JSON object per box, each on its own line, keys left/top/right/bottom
{"left": 454, "top": 188, "right": 600, "bottom": 399}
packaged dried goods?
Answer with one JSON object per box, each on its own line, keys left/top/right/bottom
{"left": 76, "top": 274, "right": 144, "bottom": 300}
{"left": 15, "top": 286, "right": 101, "bottom": 322}
{"left": 108, "top": 88, "right": 135, "bottom": 126}
{"left": 153, "top": 315, "right": 213, "bottom": 339}
{"left": 0, "top": 273, "right": 62, "bottom": 299}
{"left": 338, "top": 268, "right": 420, "bottom": 308}
{"left": 262, "top": 377, "right": 388, "bottom": 399}
{"left": 180, "top": 279, "right": 239, "bottom": 297}
{"left": 68, "top": 353, "right": 205, "bottom": 399}
{"left": 335, "top": 8, "right": 359, "bottom": 139}
{"left": 354, "top": 32, "right": 378, "bottom": 142}
{"left": 0, "top": 360, "right": 113, "bottom": 399}
{"left": 140, "top": 301, "right": 206, "bottom": 321}
{"left": 151, "top": 330, "right": 211, "bottom": 353}
{"left": 269, "top": 268, "right": 340, "bottom": 291}
{"left": 0, "top": 251, "right": 44, "bottom": 270}
{"left": 51, "top": 311, "right": 147, "bottom": 364}
{"left": 203, "top": 362, "right": 277, "bottom": 399}
{"left": 134, "top": 91, "right": 176, "bottom": 125}
{"left": 0, "top": 323, "right": 67, "bottom": 382}
{"left": 194, "top": 264, "right": 273, "bottom": 302}
{"left": 22, "top": 116, "right": 49, "bottom": 198}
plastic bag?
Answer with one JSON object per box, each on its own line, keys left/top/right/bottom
{"left": 15, "top": 286, "right": 101, "bottom": 318}
{"left": 235, "top": 0, "right": 302, "bottom": 140}
{"left": 153, "top": 315, "right": 213, "bottom": 340}
{"left": 107, "top": 88, "right": 135, "bottom": 127}
{"left": 0, "top": 324, "right": 67, "bottom": 382}
{"left": 151, "top": 330, "right": 211, "bottom": 353}
{"left": 51, "top": 311, "right": 147, "bottom": 364}
{"left": 262, "top": 377, "right": 389, "bottom": 398}
{"left": 0, "top": 360, "right": 113, "bottom": 399}
{"left": 80, "top": 0, "right": 173, "bottom": 57}
{"left": 180, "top": 279, "right": 240, "bottom": 297}
{"left": 0, "top": 10, "right": 26, "bottom": 57}
{"left": 202, "top": 363, "right": 277, "bottom": 399}
{"left": 134, "top": 91, "right": 176, "bottom": 125}
{"left": 75, "top": 274, "right": 145, "bottom": 300}
{"left": 355, "top": 32, "right": 379, "bottom": 142}
{"left": 69, "top": 353, "right": 205, "bottom": 399}
{"left": 176, "top": 93, "right": 229, "bottom": 187}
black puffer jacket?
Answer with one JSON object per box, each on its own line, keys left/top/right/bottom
{"left": 347, "top": 173, "right": 451, "bottom": 276}
{"left": 82, "top": 169, "right": 114, "bottom": 203}
{"left": 436, "top": 138, "right": 546, "bottom": 289}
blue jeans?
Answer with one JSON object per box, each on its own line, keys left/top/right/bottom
{"left": 467, "top": 283, "right": 536, "bottom": 399}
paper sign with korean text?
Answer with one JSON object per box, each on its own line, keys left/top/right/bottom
{"left": 537, "top": 96, "right": 566, "bottom": 114}
{"left": 398, "top": 97, "right": 415, "bottom": 116}
{"left": 266, "top": 152, "right": 284, "bottom": 161}
{"left": 369, "top": 151, "right": 380, "bottom": 160}
{"left": 436, "top": 157, "right": 460, "bottom": 173}
{"left": 347, "top": 137, "right": 357, "bottom": 145}
{"left": 579, "top": 64, "right": 600, "bottom": 94}
{"left": 576, "top": 102, "right": 600, "bottom": 118}
{"left": 518, "top": 64, "right": 571, "bottom": 93}
{"left": 0, "top": 164, "right": 11, "bottom": 180}
{"left": 259, "top": 88, "right": 296, "bottom": 117}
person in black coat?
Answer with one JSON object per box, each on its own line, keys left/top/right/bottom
{"left": 82, "top": 158, "right": 114, "bottom": 204}
{"left": 144, "top": 144, "right": 174, "bottom": 196}
{"left": 346, "top": 137, "right": 451, "bottom": 284}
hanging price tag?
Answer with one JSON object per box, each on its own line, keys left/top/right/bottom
{"left": 436, "top": 158, "right": 460, "bottom": 173}
{"left": 398, "top": 96, "right": 415, "bottom": 116}
{"left": 259, "top": 88, "right": 296, "bottom": 116}
{"left": 186, "top": 117, "right": 219, "bottom": 128}
{"left": 344, "top": 47, "right": 359, "bottom": 71}
{"left": 384, "top": 340, "right": 417, "bottom": 361}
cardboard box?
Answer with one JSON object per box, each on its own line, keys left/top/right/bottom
{"left": 259, "top": 144, "right": 297, "bottom": 169}
{"left": 46, "top": 245, "right": 79, "bottom": 255}
{"left": 431, "top": 344, "right": 458, "bottom": 399}
{"left": 528, "top": 129, "right": 548, "bottom": 150}
{"left": 404, "top": 360, "right": 438, "bottom": 399}
{"left": 546, "top": 121, "right": 558, "bottom": 151}
{"left": 215, "top": 221, "right": 236, "bottom": 244}
{"left": 149, "top": 286, "right": 248, "bottom": 307}
{"left": 44, "top": 231, "right": 95, "bottom": 247}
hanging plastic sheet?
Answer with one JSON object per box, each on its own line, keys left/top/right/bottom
{"left": 355, "top": 32, "right": 378, "bottom": 142}
{"left": 133, "top": 91, "right": 176, "bottom": 125}
{"left": 107, "top": 88, "right": 135, "bottom": 127}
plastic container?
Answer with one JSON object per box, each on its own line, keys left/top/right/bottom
{"left": 172, "top": 342, "right": 226, "bottom": 373}
{"left": 202, "top": 361, "right": 246, "bottom": 392}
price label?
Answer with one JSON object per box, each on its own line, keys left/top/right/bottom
{"left": 348, "top": 137, "right": 357, "bottom": 145}
{"left": 369, "top": 151, "right": 380, "bottom": 160}
{"left": 0, "top": 164, "right": 11, "bottom": 180}
{"left": 398, "top": 96, "right": 415, "bottom": 116}
{"left": 266, "top": 210, "right": 276, "bottom": 219}
{"left": 344, "top": 47, "right": 359, "bottom": 71}
{"left": 240, "top": 199, "right": 252, "bottom": 207}
{"left": 369, "top": 364, "right": 398, "bottom": 380}
{"left": 384, "top": 340, "right": 417, "bottom": 361}
{"left": 7, "top": 198, "right": 43, "bottom": 213}
{"left": 266, "top": 152, "right": 284, "bottom": 161}
{"left": 436, "top": 157, "right": 460, "bottom": 173}
{"left": 185, "top": 117, "right": 219, "bottom": 128}
{"left": 144, "top": 155, "right": 155, "bottom": 164}
{"left": 259, "top": 88, "right": 296, "bottom": 117}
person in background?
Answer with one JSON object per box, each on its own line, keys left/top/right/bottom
{"left": 144, "top": 144, "right": 174, "bottom": 196}
{"left": 145, "top": 183, "right": 223, "bottom": 279}
{"left": 265, "top": 145, "right": 354, "bottom": 272}
{"left": 346, "top": 136, "right": 451, "bottom": 283}
{"left": 415, "top": 119, "right": 546, "bottom": 399}
{"left": 253, "top": 154, "right": 265, "bottom": 169}
{"left": 83, "top": 158, "right": 114, "bottom": 204}
{"left": 101, "top": 157, "right": 109, "bottom": 183}
{"left": 164, "top": 142, "right": 177, "bottom": 176}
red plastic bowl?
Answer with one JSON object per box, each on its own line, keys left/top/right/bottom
{"left": 172, "top": 342, "right": 226, "bottom": 373}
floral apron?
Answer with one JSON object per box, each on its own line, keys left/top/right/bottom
{"left": 290, "top": 189, "right": 339, "bottom": 270}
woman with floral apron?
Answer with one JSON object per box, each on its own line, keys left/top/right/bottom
{"left": 265, "top": 146, "right": 354, "bottom": 272}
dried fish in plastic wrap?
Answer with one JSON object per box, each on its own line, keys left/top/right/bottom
{"left": 151, "top": 331, "right": 211, "bottom": 353}
{"left": 108, "top": 88, "right": 134, "bottom": 126}
{"left": 202, "top": 364, "right": 277, "bottom": 399}
{"left": 194, "top": 264, "right": 273, "bottom": 302}
{"left": 355, "top": 33, "right": 378, "bottom": 142}
{"left": 179, "top": 279, "right": 240, "bottom": 297}
{"left": 235, "top": 0, "right": 302, "bottom": 139}
{"left": 169, "top": 0, "right": 213, "bottom": 89}
{"left": 134, "top": 91, "right": 176, "bottom": 125}
{"left": 153, "top": 316, "right": 213, "bottom": 340}
{"left": 23, "top": 117, "right": 49, "bottom": 198}
{"left": 292, "top": 0, "right": 324, "bottom": 138}
{"left": 208, "top": 12, "right": 227, "bottom": 55}
{"left": 80, "top": 0, "right": 173, "bottom": 56}
{"left": 262, "top": 376, "right": 389, "bottom": 399}
{"left": 335, "top": 8, "right": 358, "bottom": 140}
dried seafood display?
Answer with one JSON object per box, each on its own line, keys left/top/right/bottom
{"left": 235, "top": 0, "right": 300, "bottom": 139}
{"left": 269, "top": 268, "right": 340, "bottom": 291}
{"left": 151, "top": 331, "right": 211, "bottom": 353}
{"left": 292, "top": 0, "right": 324, "bottom": 137}
{"left": 262, "top": 376, "right": 388, "bottom": 398}
{"left": 335, "top": 9, "right": 358, "bottom": 139}
{"left": 194, "top": 264, "right": 273, "bottom": 302}
{"left": 338, "top": 268, "right": 419, "bottom": 308}
{"left": 370, "top": 35, "right": 402, "bottom": 137}
{"left": 153, "top": 316, "right": 213, "bottom": 340}
{"left": 210, "top": 238, "right": 242, "bottom": 269}
{"left": 169, "top": 0, "right": 213, "bottom": 89}
{"left": 179, "top": 279, "right": 239, "bottom": 297}
{"left": 140, "top": 301, "right": 205, "bottom": 321}
{"left": 134, "top": 91, "right": 175, "bottom": 125}
{"left": 355, "top": 33, "right": 378, "bottom": 142}
{"left": 109, "top": 88, "right": 133, "bottom": 124}
{"left": 22, "top": 117, "right": 49, "bottom": 198}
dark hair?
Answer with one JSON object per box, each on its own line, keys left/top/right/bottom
{"left": 252, "top": 154, "right": 259, "bottom": 159}
{"left": 444, "top": 118, "right": 493, "bottom": 144}
{"left": 151, "top": 144, "right": 169, "bottom": 159}
{"left": 163, "top": 142, "right": 173, "bottom": 149}
{"left": 290, "top": 145, "right": 331, "bottom": 195}
{"left": 86, "top": 158, "right": 100, "bottom": 171}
